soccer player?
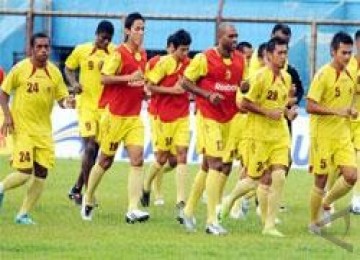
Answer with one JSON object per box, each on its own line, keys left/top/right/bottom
{"left": 307, "top": 32, "right": 358, "bottom": 231}
{"left": 0, "top": 33, "right": 75, "bottom": 224}
{"left": 65, "top": 20, "right": 115, "bottom": 205}
{"left": 219, "top": 37, "right": 296, "bottom": 237}
{"left": 81, "top": 12, "right": 150, "bottom": 223}
{"left": 141, "top": 29, "right": 192, "bottom": 222}
{"left": 348, "top": 30, "right": 360, "bottom": 214}
{"left": 146, "top": 34, "right": 178, "bottom": 206}
{"left": 181, "top": 23, "right": 246, "bottom": 235}
{"left": 237, "top": 41, "right": 253, "bottom": 65}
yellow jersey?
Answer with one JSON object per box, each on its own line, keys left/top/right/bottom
{"left": 244, "top": 66, "right": 291, "bottom": 141}
{"left": 347, "top": 55, "right": 360, "bottom": 121}
{"left": 1, "top": 58, "right": 69, "bottom": 136}
{"left": 65, "top": 42, "right": 115, "bottom": 110}
{"left": 307, "top": 63, "right": 355, "bottom": 139}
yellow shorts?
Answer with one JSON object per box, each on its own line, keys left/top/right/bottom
{"left": 227, "top": 113, "right": 247, "bottom": 162}
{"left": 12, "top": 133, "right": 54, "bottom": 170}
{"left": 202, "top": 117, "right": 233, "bottom": 160}
{"left": 99, "top": 111, "right": 144, "bottom": 156}
{"left": 247, "top": 139, "right": 289, "bottom": 178}
{"left": 149, "top": 114, "right": 158, "bottom": 153}
{"left": 155, "top": 116, "right": 190, "bottom": 154}
{"left": 195, "top": 111, "right": 205, "bottom": 154}
{"left": 310, "top": 137, "right": 356, "bottom": 175}
{"left": 351, "top": 120, "right": 360, "bottom": 150}
{"left": 77, "top": 108, "right": 104, "bottom": 139}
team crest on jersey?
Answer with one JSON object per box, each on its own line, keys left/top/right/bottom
{"left": 225, "top": 69, "right": 231, "bottom": 80}
{"left": 134, "top": 52, "right": 142, "bottom": 61}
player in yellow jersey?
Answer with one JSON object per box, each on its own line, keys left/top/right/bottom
{"left": 0, "top": 33, "right": 75, "bottom": 224}
{"left": 141, "top": 29, "right": 192, "bottom": 222}
{"left": 145, "top": 34, "right": 178, "bottom": 206}
{"left": 347, "top": 30, "right": 360, "bottom": 214}
{"left": 65, "top": 20, "right": 115, "bottom": 205}
{"left": 307, "top": 32, "right": 358, "bottom": 232}
{"left": 219, "top": 37, "right": 297, "bottom": 237}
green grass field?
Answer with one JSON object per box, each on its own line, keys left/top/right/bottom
{"left": 0, "top": 157, "right": 359, "bottom": 259}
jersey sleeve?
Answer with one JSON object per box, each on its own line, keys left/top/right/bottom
{"left": 54, "top": 69, "right": 69, "bottom": 101}
{"left": 65, "top": 46, "right": 81, "bottom": 70}
{"left": 1, "top": 67, "right": 17, "bottom": 95}
{"left": 245, "top": 71, "right": 263, "bottom": 103}
{"left": 101, "top": 52, "right": 122, "bottom": 76}
{"left": 307, "top": 70, "right": 326, "bottom": 103}
{"left": 183, "top": 53, "right": 207, "bottom": 82}
{"left": 146, "top": 56, "right": 172, "bottom": 84}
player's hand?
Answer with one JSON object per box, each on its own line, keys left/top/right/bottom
{"left": 208, "top": 92, "right": 224, "bottom": 105}
{"left": 286, "top": 105, "right": 298, "bottom": 121}
{"left": 73, "top": 82, "right": 83, "bottom": 94}
{"left": 129, "top": 70, "right": 144, "bottom": 82}
{"left": 171, "top": 81, "right": 185, "bottom": 95}
{"left": 1, "top": 113, "right": 14, "bottom": 136}
{"left": 63, "top": 95, "right": 76, "bottom": 109}
{"left": 266, "top": 108, "right": 283, "bottom": 120}
{"left": 350, "top": 107, "right": 358, "bottom": 119}
{"left": 287, "top": 96, "right": 297, "bottom": 107}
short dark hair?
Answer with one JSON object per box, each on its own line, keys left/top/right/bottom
{"left": 271, "top": 23, "right": 291, "bottom": 36}
{"left": 237, "top": 41, "right": 252, "bottom": 52}
{"left": 166, "top": 34, "right": 175, "bottom": 48}
{"left": 96, "top": 20, "right": 114, "bottom": 36}
{"left": 266, "top": 37, "right": 288, "bottom": 53}
{"left": 257, "top": 42, "right": 268, "bottom": 58}
{"left": 124, "top": 12, "right": 144, "bottom": 30}
{"left": 30, "top": 32, "right": 50, "bottom": 47}
{"left": 355, "top": 30, "right": 360, "bottom": 40}
{"left": 331, "top": 31, "right": 353, "bottom": 51}
{"left": 171, "top": 29, "right": 192, "bottom": 49}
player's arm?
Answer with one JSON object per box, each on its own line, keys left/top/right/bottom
{"left": 306, "top": 71, "right": 354, "bottom": 117}
{"left": 181, "top": 53, "right": 224, "bottom": 105}
{"left": 0, "top": 69, "right": 15, "bottom": 136}
{"left": 64, "top": 46, "right": 82, "bottom": 94}
{"left": 146, "top": 58, "right": 184, "bottom": 95}
{"left": 242, "top": 72, "right": 282, "bottom": 120}
{"left": 101, "top": 53, "right": 143, "bottom": 85}
{"left": 54, "top": 69, "right": 76, "bottom": 109}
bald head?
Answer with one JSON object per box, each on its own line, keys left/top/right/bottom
{"left": 217, "top": 23, "right": 235, "bottom": 39}
{"left": 217, "top": 23, "right": 238, "bottom": 54}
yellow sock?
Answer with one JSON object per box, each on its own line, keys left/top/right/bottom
{"left": 265, "top": 169, "right": 286, "bottom": 230}
{"left": 257, "top": 184, "right": 269, "bottom": 224}
{"left": 128, "top": 166, "right": 143, "bottom": 211}
{"left": 86, "top": 164, "right": 105, "bottom": 205}
{"left": 1, "top": 171, "right": 31, "bottom": 192}
{"left": 326, "top": 167, "right": 340, "bottom": 191}
{"left": 354, "top": 152, "right": 360, "bottom": 196}
{"left": 218, "top": 173, "right": 228, "bottom": 204}
{"left": 206, "top": 169, "right": 221, "bottom": 224}
{"left": 310, "top": 186, "right": 325, "bottom": 224}
{"left": 323, "top": 175, "right": 353, "bottom": 206}
{"left": 18, "top": 177, "right": 45, "bottom": 215}
{"left": 184, "top": 169, "right": 207, "bottom": 217}
{"left": 223, "top": 177, "right": 257, "bottom": 216}
{"left": 144, "top": 162, "right": 162, "bottom": 192}
{"left": 244, "top": 189, "right": 256, "bottom": 200}
{"left": 176, "top": 164, "right": 187, "bottom": 203}
{"left": 152, "top": 168, "right": 165, "bottom": 200}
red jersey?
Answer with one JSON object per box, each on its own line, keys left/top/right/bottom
{"left": 0, "top": 67, "right": 5, "bottom": 85}
{"left": 155, "top": 57, "right": 190, "bottom": 122}
{"left": 147, "top": 55, "right": 161, "bottom": 116}
{"left": 197, "top": 49, "right": 245, "bottom": 123}
{"left": 99, "top": 44, "right": 147, "bottom": 116}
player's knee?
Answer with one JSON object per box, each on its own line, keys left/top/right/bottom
{"left": 34, "top": 168, "right": 48, "bottom": 179}
{"left": 168, "top": 155, "right": 178, "bottom": 168}
{"left": 99, "top": 156, "right": 113, "bottom": 170}
{"left": 85, "top": 141, "right": 98, "bottom": 157}
{"left": 130, "top": 155, "right": 144, "bottom": 167}
{"left": 209, "top": 159, "right": 222, "bottom": 172}
{"left": 176, "top": 152, "right": 187, "bottom": 164}
{"left": 344, "top": 170, "right": 358, "bottom": 186}
{"left": 222, "top": 163, "right": 232, "bottom": 176}
{"left": 156, "top": 152, "right": 168, "bottom": 166}
{"left": 315, "top": 175, "right": 327, "bottom": 189}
